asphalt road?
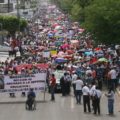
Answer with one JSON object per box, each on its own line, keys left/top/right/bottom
{"left": 0, "top": 92, "right": 120, "bottom": 120}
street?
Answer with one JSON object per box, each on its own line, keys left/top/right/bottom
{"left": 0, "top": 0, "right": 120, "bottom": 120}
{"left": 0, "top": 92, "right": 120, "bottom": 120}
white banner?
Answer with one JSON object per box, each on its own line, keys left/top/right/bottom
{"left": 0, "top": 71, "right": 47, "bottom": 93}
{"left": 43, "top": 51, "right": 50, "bottom": 58}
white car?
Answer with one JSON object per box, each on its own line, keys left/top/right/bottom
{"left": 53, "top": 70, "right": 65, "bottom": 92}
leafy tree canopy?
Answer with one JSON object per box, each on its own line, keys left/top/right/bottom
{"left": 0, "top": 15, "right": 27, "bottom": 35}
{"left": 84, "top": 0, "right": 120, "bottom": 44}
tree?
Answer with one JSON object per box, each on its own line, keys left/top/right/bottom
{"left": 83, "top": 0, "right": 120, "bottom": 44}
{"left": 53, "top": 0, "right": 94, "bottom": 22}
{"left": 20, "top": 19, "right": 28, "bottom": 31}
{"left": 78, "top": 0, "right": 94, "bottom": 9}
{"left": 3, "top": 16, "right": 19, "bottom": 35}
{"left": 56, "top": 0, "right": 74, "bottom": 13}
{"left": 71, "top": 4, "right": 81, "bottom": 21}
{"left": 0, "top": 15, "right": 27, "bottom": 35}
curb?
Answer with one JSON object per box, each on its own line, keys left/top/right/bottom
{"left": 0, "top": 100, "right": 47, "bottom": 104}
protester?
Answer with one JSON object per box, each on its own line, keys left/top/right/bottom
{"left": 0, "top": 2, "right": 120, "bottom": 116}
{"left": 72, "top": 72, "right": 78, "bottom": 96}
{"left": 60, "top": 73, "right": 67, "bottom": 96}
{"left": 50, "top": 74, "right": 56, "bottom": 101}
{"left": 90, "top": 82, "right": 96, "bottom": 110}
{"left": 82, "top": 83, "right": 91, "bottom": 113}
{"left": 105, "top": 87, "right": 115, "bottom": 115}
{"left": 73, "top": 76, "right": 83, "bottom": 104}
{"left": 92, "top": 86, "right": 102, "bottom": 115}
{"left": 108, "top": 67, "right": 117, "bottom": 90}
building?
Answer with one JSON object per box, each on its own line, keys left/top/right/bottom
{"left": 0, "top": 0, "right": 13, "bottom": 13}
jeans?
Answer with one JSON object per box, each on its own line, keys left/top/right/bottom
{"left": 108, "top": 99, "right": 114, "bottom": 114}
{"left": 75, "top": 90, "right": 82, "bottom": 104}
{"left": 51, "top": 86, "right": 55, "bottom": 101}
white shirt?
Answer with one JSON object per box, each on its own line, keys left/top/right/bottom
{"left": 72, "top": 74, "right": 78, "bottom": 81}
{"left": 109, "top": 69, "right": 117, "bottom": 79}
{"left": 96, "top": 90, "right": 102, "bottom": 98}
{"left": 86, "top": 70, "right": 92, "bottom": 76}
{"left": 73, "top": 79, "right": 83, "bottom": 90}
{"left": 90, "top": 85, "right": 96, "bottom": 96}
{"left": 82, "top": 86, "right": 90, "bottom": 96}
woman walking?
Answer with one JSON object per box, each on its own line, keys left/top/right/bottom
{"left": 105, "top": 87, "right": 115, "bottom": 115}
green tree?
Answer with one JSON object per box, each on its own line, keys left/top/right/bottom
{"left": 78, "top": 0, "right": 94, "bottom": 9}
{"left": 0, "top": 15, "right": 27, "bottom": 35}
{"left": 84, "top": 0, "right": 120, "bottom": 44}
{"left": 71, "top": 4, "right": 81, "bottom": 21}
{"left": 53, "top": 0, "right": 93, "bottom": 22}
{"left": 20, "top": 19, "right": 28, "bottom": 31}
{"left": 56, "top": 0, "right": 74, "bottom": 13}
{"left": 3, "top": 16, "right": 19, "bottom": 35}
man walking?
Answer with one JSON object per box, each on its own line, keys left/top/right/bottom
{"left": 92, "top": 86, "right": 102, "bottom": 115}
{"left": 108, "top": 67, "right": 117, "bottom": 90}
{"left": 73, "top": 76, "right": 83, "bottom": 104}
{"left": 82, "top": 84, "right": 91, "bottom": 113}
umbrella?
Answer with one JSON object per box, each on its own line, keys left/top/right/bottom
{"left": 48, "top": 33, "right": 54, "bottom": 37}
{"left": 58, "top": 51, "right": 65, "bottom": 57}
{"left": 52, "top": 23, "right": 59, "bottom": 28}
{"left": 71, "top": 40, "right": 79, "bottom": 44}
{"left": 85, "top": 51, "right": 93, "bottom": 56}
{"left": 64, "top": 55, "right": 73, "bottom": 60}
{"left": 94, "top": 47, "right": 101, "bottom": 51}
{"left": 78, "top": 49, "right": 86, "bottom": 53}
{"left": 98, "top": 58, "right": 108, "bottom": 62}
{"left": 78, "top": 28, "right": 85, "bottom": 33}
{"left": 61, "top": 44, "right": 70, "bottom": 49}
{"left": 55, "top": 26, "right": 62, "bottom": 30}
{"left": 55, "top": 58, "right": 67, "bottom": 63}
{"left": 66, "top": 50, "right": 74, "bottom": 54}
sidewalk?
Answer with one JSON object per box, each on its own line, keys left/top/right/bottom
{"left": 117, "top": 88, "right": 120, "bottom": 96}
{"left": 0, "top": 92, "right": 48, "bottom": 104}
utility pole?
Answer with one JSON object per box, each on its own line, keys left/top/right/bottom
{"left": 8, "top": 0, "right": 10, "bottom": 12}
{"left": 16, "top": 0, "right": 20, "bottom": 32}
{"left": 16, "top": 0, "right": 20, "bottom": 19}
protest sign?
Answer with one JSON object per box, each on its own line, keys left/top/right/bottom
{"left": 0, "top": 71, "right": 47, "bottom": 93}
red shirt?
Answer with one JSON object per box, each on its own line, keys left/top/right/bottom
{"left": 50, "top": 77, "right": 56, "bottom": 87}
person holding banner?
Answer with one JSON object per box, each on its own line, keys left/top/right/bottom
{"left": 50, "top": 74, "right": 56, "bottom": 101}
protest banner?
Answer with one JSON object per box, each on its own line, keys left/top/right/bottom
{"left": 43, "top": 51, "right": 50, "bottom": 58}
{"left": 0, "top": 71, "right": 47, "bottom": 93}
